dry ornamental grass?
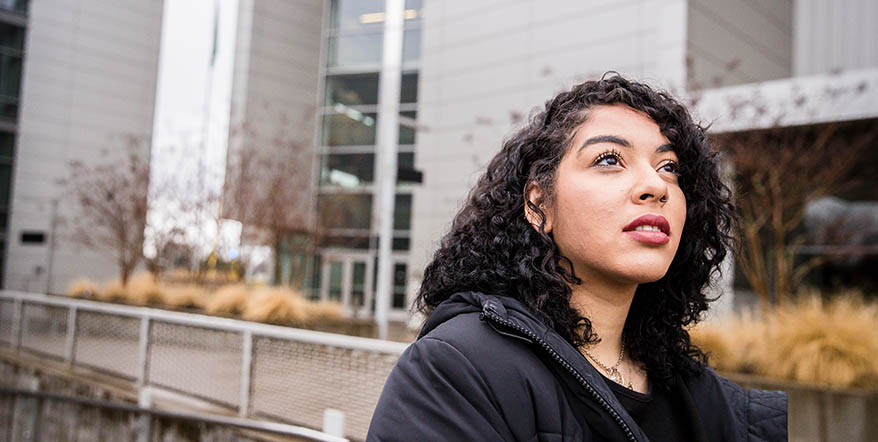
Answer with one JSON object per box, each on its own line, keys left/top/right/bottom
{"left": 242, "top": 287, "right": 308, "bottom": 324}
{"left": 204, "top": 284, "right": 250, "bottom": 315}
{"left": 692, "top": 292, "right": 878, "bottom": 389}
{"left": 67, "top": 278, "right": 99, "bottom": 298}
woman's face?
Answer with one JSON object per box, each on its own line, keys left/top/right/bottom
{"left": 533, "top": 104, "right": 687, "bottom": 286}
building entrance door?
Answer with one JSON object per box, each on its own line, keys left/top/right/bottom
{"left": 320, "top": 254, "right": 374, "bottom": 318}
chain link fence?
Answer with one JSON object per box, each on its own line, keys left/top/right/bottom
{"left": 0, "top": 291, "right": 408, "bottom": 440}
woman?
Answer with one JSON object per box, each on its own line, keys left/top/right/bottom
{"left": 367, "top": 76, "right": 788, "bottom": 441}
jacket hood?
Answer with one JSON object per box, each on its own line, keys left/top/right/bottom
{"left": 418, "top": 291, "right": 543, "bottom": 339}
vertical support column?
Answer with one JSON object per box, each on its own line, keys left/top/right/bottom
{"left": 10, "top": 298, "right": 22, "bottom": 351}
{"left": 65, "top": 306, "right": 77, "bottom": 366}
{"left": 137, "top": 316, "right": 151, "bottom": 387}
{"left": 374, "top": 0, "right": 405, "bottom": 341}
{"left": 239, "top": 329, "right": 253, "bottom": 417}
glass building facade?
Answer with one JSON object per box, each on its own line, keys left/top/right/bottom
{"left": 0, "top": 0, "right": 27, "bottom": 286}
{"left": 311, "top": 0, "right": 422, "bottom": 317}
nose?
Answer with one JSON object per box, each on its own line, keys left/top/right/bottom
{"left": 631, "top": 167, "right": 669, "bottom": 205}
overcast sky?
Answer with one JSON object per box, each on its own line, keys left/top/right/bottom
{"left": 148, "top": 0, "right": 241, "bottom": 257}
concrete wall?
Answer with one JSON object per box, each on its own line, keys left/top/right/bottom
{"left": 4, "top": 0, "right": 163, "bottom": 293}
{"left": 793, "top": 0, "right": 878, "bottom": 76}
{"left": 408, "top": 0, "right": 689, "bottom": 303}
{"left": 686, "top": 0, "right": 793, "bottom": 88}
{"left": 223, "top": 0, "right": 324, "bottom": 228}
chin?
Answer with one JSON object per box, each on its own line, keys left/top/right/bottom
{"left": 614, "top": 261, "right": 672, "bottom": 284}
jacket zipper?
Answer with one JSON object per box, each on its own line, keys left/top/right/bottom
{"left": 480, "top": 309, "right": 639, "bottom": 442}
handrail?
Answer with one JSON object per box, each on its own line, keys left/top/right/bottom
{"left": 0, "top": 289, "right": 405, "bottom": 439}
{"left": 0, "top": 290, "right": 410, "bottom": 355}
{"left": 0, "top": 387, "right": 349, "bottom": 442}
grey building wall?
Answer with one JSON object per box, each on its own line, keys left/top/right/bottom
{"left": 225, "top": 0, "right": 324, "bottom": 230}
{"left": 408, "top": 0, "right": 690, "bottom": 304}
{"left": 686, "top": 0, "right": 793, "bottom": 88}
{"left": 793, "top": 0, "right": 878, "bottom": 76}
{"left": 4, "top": 0, "right": 163, "bottom": 293}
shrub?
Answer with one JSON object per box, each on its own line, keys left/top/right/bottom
{"left": 205, "top": 284, "right": 249, "bottom": 315}
{"left": 126, "top": 272, "right": 165, "bottom": 306}
{"left": 761, "top": 293, "right": 878, "bottom": 388}
{"left": 67, "top": 278, "right": 99, "bottom": 298}
{"left": 692, "top": 291, "right": 878, "bottom": 389}
{"left": 95, "top": 279, "right": 128, "bottom": 302}
{"left": 163, "top": 285, "right": 207, "bottom": 309}
{"left": 305, "top": 301, "right": 343, "bottom": 323}
{"left": 242, "top": 287, "right": 307, "bottom": 324}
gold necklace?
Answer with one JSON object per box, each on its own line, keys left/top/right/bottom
{"left": 581, "top": 342, "right": 633, "bottom": 389}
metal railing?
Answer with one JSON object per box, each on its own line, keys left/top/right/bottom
{"left": 0, "top": 290, "right": 410, "bottom": 440}
{"left": 0, "top": 387, "right": 350, "bottom": 442}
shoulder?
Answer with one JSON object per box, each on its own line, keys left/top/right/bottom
{"left": 690, "top": 368, "right": 789, "bottom": 442}
{"left": 412, "top": 311, "right": 550, "bottom": 387}
{"left": 369, "top": 312, "right": 568, "bottom": 441}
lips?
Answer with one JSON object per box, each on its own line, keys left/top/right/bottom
{"left": 623, "top": 214, "right": 671, "bottom": 245}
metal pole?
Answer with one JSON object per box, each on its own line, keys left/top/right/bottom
{"left": 65, "top": 306, "right": 77, "bottom": 366}
{"left": 11, "top": 298, "right": 22, "bottom": 351}
{"left": 137, "top": 316, "right": 151, "bottom": 386}
{"left": 374, "top": 0, "right": 405, "bottom": 341}
{"left": 45, "top": 199, "right": 59, "bottom": 294}
{"left": 239, "top": 329, "right": 253, "bottom": 417}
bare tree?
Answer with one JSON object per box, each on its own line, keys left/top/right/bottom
{"left": 59, "top": 135, "right": 150, "bottom": 286}
{"left": 715, "top": 114, "right": 877, "bottom": 311}
{"left": 223, "top": 112, "right": 321, "bottom": 288}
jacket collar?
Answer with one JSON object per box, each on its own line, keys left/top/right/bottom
{"left": 420, "top": 291, "right": 652, "bottom": 442}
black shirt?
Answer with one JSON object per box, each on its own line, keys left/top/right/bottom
{"left": 606, "top": 377, "right": 695, "bottom": 442}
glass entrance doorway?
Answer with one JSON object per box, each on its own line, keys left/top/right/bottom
{"left": 319, "top": 253, "right": 408, "bottom": 318}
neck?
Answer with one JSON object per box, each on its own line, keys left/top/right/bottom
{"left": 570, "top": 275, "right": 637, "bottom": 362}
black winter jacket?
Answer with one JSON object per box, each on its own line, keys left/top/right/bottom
{"left": 367, "top": 292, "right": 788, "bottom": 441}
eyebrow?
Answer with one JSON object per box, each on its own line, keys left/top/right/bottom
{"left": 578, "top": 134, "right": 675, "bottom": 154}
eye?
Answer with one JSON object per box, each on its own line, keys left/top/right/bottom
{"left": 593, "top": 150, "right": 622, "bottom": 167}
{"left": 658, "top": 160, "right": 680, "bottom": 175}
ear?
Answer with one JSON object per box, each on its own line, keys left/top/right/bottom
{"left": 524, "top": 182, "right": 553, "bottom": 234}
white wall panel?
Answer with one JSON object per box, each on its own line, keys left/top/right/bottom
{"left": 5, "top": 0, "right": 164, "bottom": 293}
{"left": 794, "top": 0, "right": 878, "bottom": 76}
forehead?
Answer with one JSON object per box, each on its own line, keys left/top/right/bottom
{"left": 571, "top": 104, "right": 670, "bottom": 149}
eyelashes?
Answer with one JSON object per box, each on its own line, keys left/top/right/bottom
{"left": 591, "top": 149, "right": 681, "bottom": 176}
{"left": 592, "top": 149, "right": 623, "bottom": 167}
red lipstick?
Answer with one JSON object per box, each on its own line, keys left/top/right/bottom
{"left": 623, "top": 214, "right": 671, "bottom": 245}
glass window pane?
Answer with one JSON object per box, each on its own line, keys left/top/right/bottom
{"left": 397, "top": 152, "right": 420, "bottom": 184}
{"left": 328, "top": 261, "right": 343, "bottom": 301}
{"left": 399, "top": 111, "right": 416, "bottom": 145}
{"left": 0, "top": 132, "right": 14, "bottom": 157}
{"left": 400, "top": 72, "right": 418, "bottom": 103}
{"left": 318, "top": 193, "right": 372, "bottom": 229}
{"left": 394, "top": 193, "right": 411, "bottom": 230}
{"left": 405, "top": 0, "right": 423, "bottom": 12}
{"left": 0, "top": 0, "right": 28, "bottom": 14}
{"left": 0, "top": 163, "right": 10, "bottom": 207}
{"left": 322, "top": 112, "right": 377, "bottom": 146}
{"left": 0, "top": 99, "right": 17, "bottom": 120}
{"left": 403, "top": 28, "right": 421, "bottom": 63}
{"left": 327, "top": 33, "right": 383, "bottom": 68}
{"left": 0, "top": 53, "right": 22, "bottom": 98}
{"left": 330, "top": 0, "right": 384, "bottom": 31}
{"left": 352, "top": 262, "right": 366, "bottom": 306}
{"left": 393, "top": 236, "right": 409, "bottom": 251}
{"left": 325, "top": 73, "right": 379, "bottom": 106}
{"left": 321, "top": 153, "right": 374, "bottom": 187}
{"left": 0, "top": 23, "right": 24, "bottom": 51}
{"left": 320, "top": 235, "right": 370, "bottom": 249}
{"left": 308, "top": 254, "right": 321, "bottom": 299}
{"left": 392, "top": 263, "right": 407, "bottom": 308}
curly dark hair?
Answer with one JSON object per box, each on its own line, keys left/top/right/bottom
{"left": 415, "top": 74, "right": 736, "bottom": 390}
